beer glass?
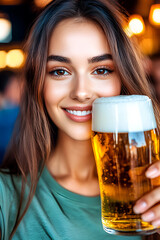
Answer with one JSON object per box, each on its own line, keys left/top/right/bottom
{"left": 91, "top": 95, "right": 160, "bottom": 235}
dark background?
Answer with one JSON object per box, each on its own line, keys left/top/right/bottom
{"left": 0, "top": 0, "right": 159, "bottom": 55}
{"left": 0, "top": 0, "right": 144, "bottom": 43}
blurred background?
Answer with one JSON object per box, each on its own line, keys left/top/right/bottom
{"left": 0, "top": 0, "right": 160, "bottom": 163}
{"left": 0, "top": 0, "right": 160, "bottom": 67}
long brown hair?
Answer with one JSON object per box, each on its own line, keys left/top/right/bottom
{"left": 1, "top": 0, "right": 160, "bottom": 238}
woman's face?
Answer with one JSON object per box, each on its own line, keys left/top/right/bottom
{"left": 44, "top": 18, "right": 121, "bottom": 141}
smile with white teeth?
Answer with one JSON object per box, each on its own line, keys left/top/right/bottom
{"left": 66, "top": 109, "right": 92, "bottom": 116}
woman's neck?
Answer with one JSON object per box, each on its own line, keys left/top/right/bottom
{"left": 46, "top": 130, "right": 100, "bottom": 196}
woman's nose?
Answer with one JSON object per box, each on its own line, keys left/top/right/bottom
{"left": 69, "top": 75, "right": 92, "bottom": 102}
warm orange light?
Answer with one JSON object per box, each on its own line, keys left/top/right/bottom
{"left": 149, "top": 4, "right": 160, "bottom": 26}
{"left": 34, "top": 0, "right": 52, "bottom": 8}
{"left": 128, "top": 15, "right": 145, "bottom": 35}
{"left": 0, "top": 0, "right": 22, "bottom": 4}
{"left": 0, "top": 51, "right": 7, "bottom": 69}
{"left": 124, "top": 26, "right": 133, "bottom": 37}
{"left": 6, "top": 49, "right": 25, "bottom": 68}
{"left": 139, "top": 38, "right": 154, "bottom": 55}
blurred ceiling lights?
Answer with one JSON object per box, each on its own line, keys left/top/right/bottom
{"left": 0, "top": 0, "right": 22, "bottom": 5}
{"left": 127, "top": 3, "right": 160, "bottom": 38}
{"left": 0, "top": 49, "right": 25, "bottom": 69}
{"left": 149, "top": 4, "right": 160, "bottom": 26}
{"left": 124, "top": 26, "right": 134, "bottom": 37}
{"left": 6, "top": 49, "right": 25, "bottom": 68}
{"left": 34, "top": 0, "right": 52, "bottom": 8}
{"left": 128, "top": 14, "right": 145, "bottom": 35}
{"left": 0, "top": 15, "right": 12, "bottom": 43}
{"left": 0, "top": 51, "right": 7, "bottom": 68}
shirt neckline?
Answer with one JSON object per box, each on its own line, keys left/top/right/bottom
{"left": 41, "top": 165, "right": 101, "bottom": 206}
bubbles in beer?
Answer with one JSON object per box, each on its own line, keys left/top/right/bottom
{"left": 92, "top": 130, "right": 160, "bottom": 232}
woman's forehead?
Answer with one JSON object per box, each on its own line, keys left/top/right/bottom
{"left": 48, "top": 18, "right": 111, "bottom": 56}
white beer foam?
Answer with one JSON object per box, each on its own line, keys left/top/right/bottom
{"left": 92, "top": 95, "right": 157, "bottom": 133}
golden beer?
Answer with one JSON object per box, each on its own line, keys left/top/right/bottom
{"left": 91, "top": 96, "right": 160, "bottom": 235}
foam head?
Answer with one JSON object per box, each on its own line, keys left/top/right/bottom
{"left": 92, "top": 95, "right": 157, "bottom": 133}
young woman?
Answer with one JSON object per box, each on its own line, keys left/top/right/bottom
{"left": 0, "top": 0, "right": 160, "bottom": 239}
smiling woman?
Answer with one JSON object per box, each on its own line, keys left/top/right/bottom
{"left": 0, "top": 0, "right": 160, "bottom": 240}
{"left": 44, "top": 18, "right": 121, "bottom": 140}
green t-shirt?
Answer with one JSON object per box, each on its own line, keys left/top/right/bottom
{"left": 0, "top": 167, "right": 142, "bottom": 240}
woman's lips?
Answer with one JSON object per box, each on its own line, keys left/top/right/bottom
{"left": 63, "top": 107, "right": 92, "bottom": 122}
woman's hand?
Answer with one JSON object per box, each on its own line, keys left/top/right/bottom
{"left": 133, "top": 161, "right": 160, "bottom": 230}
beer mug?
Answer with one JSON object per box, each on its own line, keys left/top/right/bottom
{"left": 91, "top": 95, "right": 160, "bottom": 235}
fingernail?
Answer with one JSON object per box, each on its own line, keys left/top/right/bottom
{"left": 146, "top": 167, "right": 159, "bottom": 178}
{"left": 142, "top": 211, "right": 155, "bottom": 221}
{"left": 133, "top": 201, "right": 147, "bottom": 214}
{"left": 152, "top": 219, "right": 160, "bottom": 227}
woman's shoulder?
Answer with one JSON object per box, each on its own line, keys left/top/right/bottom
{"left": 0, "top": 171, "right": 22, "bottom": 203}
{"left": 0, "top": 171, "right": 22, "bottom": 215}
{"left": 0, "top": 171, "right": 22, "bottom": 239}
{"left": 0, "top": 171, "right": 13, "bottom": 192}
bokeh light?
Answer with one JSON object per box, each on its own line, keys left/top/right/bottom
{"left": 6, "top": 49, "right": 25, "bottom": 68}
{"left": 124, "top": 26, "right": 133, "bottom": 37}
{"left": 0, "top": 51, "right": 7, "bottom": 69}
{"left": 0, "top": 18, "right": 12, "bottom": 43}
{"left": 34, "top": 0, "right": 52, "bottom": 8}
{"left": 149, "top": 4, "right": 160, "bottom": 26}
{"left": 128, "top": 15, "right": 145, "bottom": 35}
{"left": 0, "top": 0, "right": 22, "bottom": 4}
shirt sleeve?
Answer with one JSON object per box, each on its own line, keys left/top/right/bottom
{"left": 0, "top": 173, "right": 13, "bottom": 240}
{"left": 0, "top": 176, "right": 5, "bottom": 240}
{"left": 0, "top": 173, "right": 21, "bottom": 240}
{"left": 0, "top": 208, "right": 4, "bottom": 240}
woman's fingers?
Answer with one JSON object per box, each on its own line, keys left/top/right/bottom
{"left": 131, "top": 161, "right": 160, "bottom": 233}
{"left": 145, "top": 161, "right": 160, "bottom": 178}
{"left": 133, "top": 187, "right": 160, "bottom": 215}
{"left": 132, "top": 162, "right": 160, "bottom": 231}
{"left": 133, "top": 161, "right": 160, "bottom": 216}
{"left": 141, "top": 204, "right": 160, "bottom": 224}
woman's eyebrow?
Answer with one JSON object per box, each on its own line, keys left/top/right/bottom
{"left": 47, "top": 53, "right": 112, "bottom": 64}
{"left": 88, "top": 53, "right": 112, "bottom": 63}
{"left": 47, "top": 55, "right": 71, "bottom": 63}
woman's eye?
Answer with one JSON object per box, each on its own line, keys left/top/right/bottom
{"left": 92, "top": 68, "right": 113, "bottom": 75}
{"left": 49, "top": 69, "right": 69, "bottom": 76}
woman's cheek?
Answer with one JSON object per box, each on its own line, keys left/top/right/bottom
{"left": 95, "top": 78, "right": 121, "bottom": 97}
{"left": 43, "top": 80, "right": 68, "bottom": 105}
